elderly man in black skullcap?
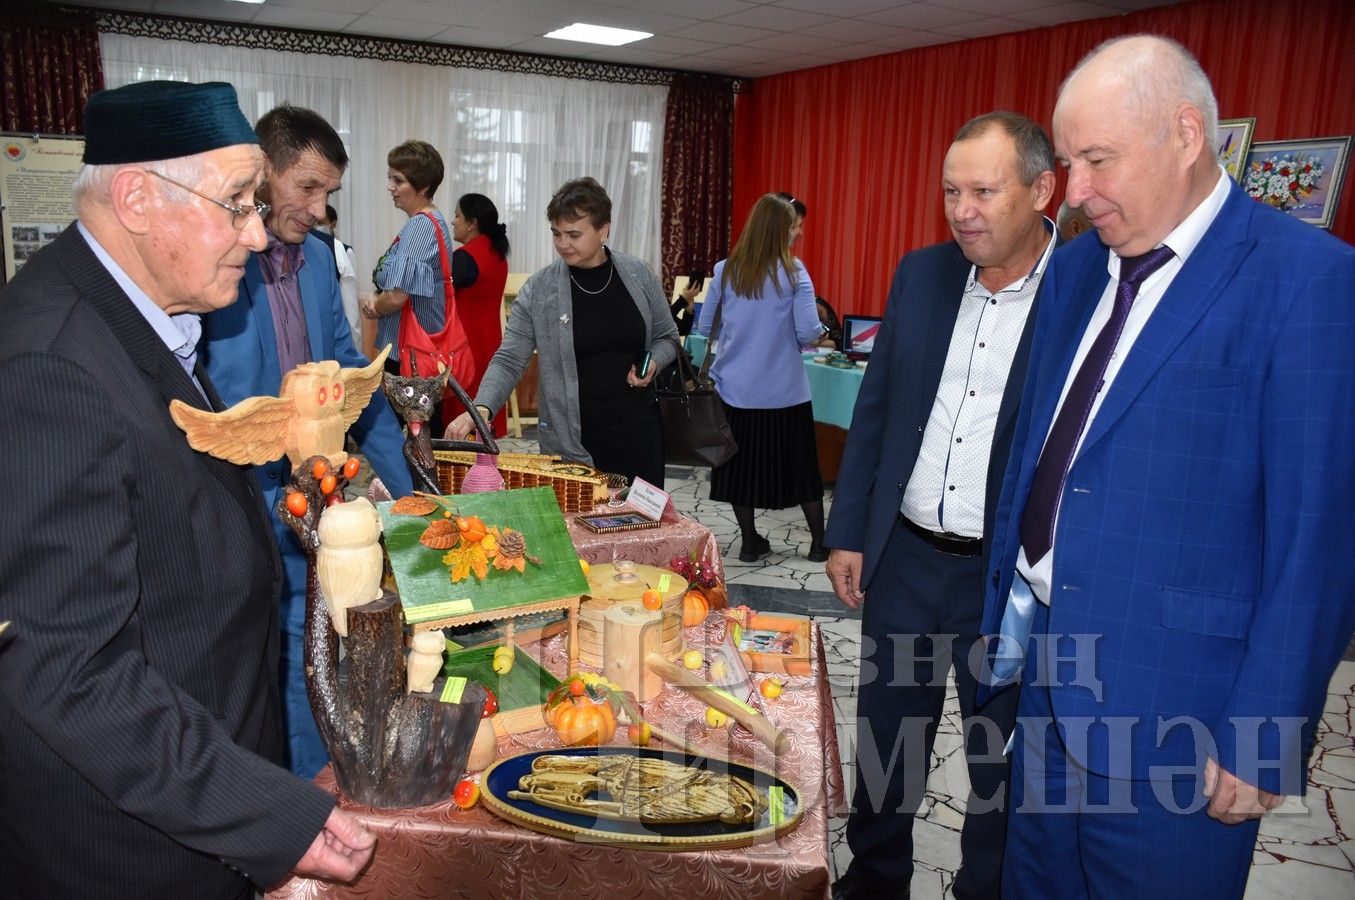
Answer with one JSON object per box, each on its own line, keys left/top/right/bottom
{"left": 0, "top": 80, "right": 374, "bottom": 897}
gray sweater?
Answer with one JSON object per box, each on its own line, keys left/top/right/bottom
{"left": 475, "top": 249, "right": 679, "bottom": 464}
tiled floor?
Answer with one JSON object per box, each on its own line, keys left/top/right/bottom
{"left": 499, "top": 432, "right": 1355, "bottom": 898}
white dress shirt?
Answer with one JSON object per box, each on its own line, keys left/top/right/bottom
{"left": 1018, "top": 168, "right": 1231, "bottom": 604}
{"left": 335, "top": 241, "right": 361, "bottom": 339}
{"left": 902, "top": 225, "right": 1055, "bottom": 538}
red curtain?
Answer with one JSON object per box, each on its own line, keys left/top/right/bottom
{"left": 661, "top": 74, "right": 735, "bottom": 293}
{"left": 732, "top": 0, "right": 1355, "bottom": 317}
{"left": 0, "top": 6, "right": 104, "bottom": 135}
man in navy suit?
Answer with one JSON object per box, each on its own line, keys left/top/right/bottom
{"left": 983, "top": 36, "right": 1355, "bottom": 898}
{"left": 202, "top": 105, "right": 413, "bottom": 779}
{"left": 825, "top": 111, "right": 1057, "bottom": 900}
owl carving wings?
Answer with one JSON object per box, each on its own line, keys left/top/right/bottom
{"left": 170, "top": 345, "right": 390, "bottom": 466}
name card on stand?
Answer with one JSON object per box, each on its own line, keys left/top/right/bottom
{"left": 627, "top": 477, "right": 676, "bottom": 523}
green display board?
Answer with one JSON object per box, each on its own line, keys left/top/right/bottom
{"left": 379, "top": 486, "right": 588, "bottom": 624}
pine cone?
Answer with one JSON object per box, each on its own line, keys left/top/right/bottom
{"left": 497, "top": 528, "right": 526, "bottom": 560}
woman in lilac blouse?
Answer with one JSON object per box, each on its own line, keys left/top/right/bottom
{"left": 696, "top": 194, "right": 827, "bottom": 562}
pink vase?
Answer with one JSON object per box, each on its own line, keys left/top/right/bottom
{"left": 461, "top": 452, "right": 505, "bottom": 493}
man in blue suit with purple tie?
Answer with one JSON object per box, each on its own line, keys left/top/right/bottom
{"left": 982, "top": 35, "right": 1355, "bottom": 898}
{"left": 202, "top": 105, "right": 413, "bottom": 780}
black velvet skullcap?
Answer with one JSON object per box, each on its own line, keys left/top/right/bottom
{"left": 82, "top": 80, "right": 257, "bottom": 165}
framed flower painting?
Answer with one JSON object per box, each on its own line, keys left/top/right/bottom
{"left": 1242, "top": 136, "right": 1352, "bottom": 229}
{"left": 1216, "top": 117, "right": 1255, "bottom": 182}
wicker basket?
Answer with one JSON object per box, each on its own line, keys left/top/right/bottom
{"left": 433, "top": 451, "right": 609, "bottom": 513}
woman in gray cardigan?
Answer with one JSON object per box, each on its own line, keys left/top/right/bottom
{"left": 445, "top": 178, "right": 678, "bottom": 486}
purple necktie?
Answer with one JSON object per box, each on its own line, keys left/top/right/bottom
{"left": 1020, "top": 245, "right": 1175, "bottom": 565}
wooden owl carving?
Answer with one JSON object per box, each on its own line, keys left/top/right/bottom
{"left": 316, "top": 497, "right": 384, "bottom": 637}
{"left": 406, "top": 631, "right": 446, "bottom": 694}
{"left": 170, "top": 345, "right": 389, "bottom": 466}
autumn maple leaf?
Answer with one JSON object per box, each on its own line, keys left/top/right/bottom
{"left": 443, "top": 540, "right": 490, "bottom": 582}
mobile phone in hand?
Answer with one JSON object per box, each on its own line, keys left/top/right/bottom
{"left": 633, "top": 349, "right": 653, "bottom": 378}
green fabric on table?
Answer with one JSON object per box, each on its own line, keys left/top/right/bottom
{"left": 801, "top": 355, "right": 865, "bottom": 429}
{"left": 440, "top": 646, "right": 561, "bottom": 713}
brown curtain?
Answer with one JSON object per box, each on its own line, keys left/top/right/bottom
{"left": 660, "top": 74, "right": 735, "bottom": 295}
{"left": 1, "top": 4, "right": 104, "bottom": 134}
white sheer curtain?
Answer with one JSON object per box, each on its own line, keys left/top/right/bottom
{"left": 100, "top": 34, "right": 667, "bottom": 289}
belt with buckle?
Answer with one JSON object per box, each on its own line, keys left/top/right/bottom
{"left": 899, "top": 514, "right": 983, "bottom": 557}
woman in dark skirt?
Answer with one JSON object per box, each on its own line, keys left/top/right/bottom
{"left": 695, "top": 194, "right": 827, "bottom": 562}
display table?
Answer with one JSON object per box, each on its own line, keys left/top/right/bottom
{"left": 267, "top": 622, "right": 844, "bottom": 900}
{"left": 568, "top": 509, "right": 726, "bottom": 585}
{"left": 684, "top": 335, "right": 865, "bottom": 481}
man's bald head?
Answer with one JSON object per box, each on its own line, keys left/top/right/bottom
{"left": 1059, "top": 35, "right": 1218, "bottom": 152}
{"left": 1053, "top": 35, "right": 1222, "bottom": 256}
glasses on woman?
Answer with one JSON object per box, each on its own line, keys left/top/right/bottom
{"left": 143, "top": 169, "right": 271, "bottom": 229}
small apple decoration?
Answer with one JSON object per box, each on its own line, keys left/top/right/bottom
{"left": 759, "top": 678, "right": 784, "bottom": 700}
{"left": 627, "top": 721, "right": 652, "bottom": 746}
{"left": 452, "top": 777, "right": 480, "bottom": 809}
{"left": 705, "top": 706, "right": 729, "bottom": 728}
{"left": 641, "top": 588, "right": 662, "bottom": 610}
{"left": 492, "top": 645, "right": 514, "bottom": 675}
{"left": 682, "top": 649, "right": 703, "bottom": 670}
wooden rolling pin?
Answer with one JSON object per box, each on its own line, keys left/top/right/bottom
{"left": 645, "top": 652, "right": 791, "bottom": 756}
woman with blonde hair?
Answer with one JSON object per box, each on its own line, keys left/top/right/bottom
{"left": 696, "top": 193, "right": 826, "bottom": 562}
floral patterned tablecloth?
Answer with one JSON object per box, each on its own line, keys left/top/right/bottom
{"left": 267, "top": 622, "right": 843, "bottom": 900}
{"left": 567, "top": 508, "right": 726, "bottom": 585}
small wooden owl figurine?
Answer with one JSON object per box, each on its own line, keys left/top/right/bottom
{"left": 316, "top": 497, "right": 384, "bottom": 637}
{"left": 406, "top": 631, "right": 446, "bottom": 694}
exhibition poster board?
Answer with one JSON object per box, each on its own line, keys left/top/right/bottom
{"left": 1, "top": 133, "right": 84, "bottom": 284}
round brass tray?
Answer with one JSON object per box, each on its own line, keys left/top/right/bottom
{"left": 480, "top": 746, "right": 804, "bottom": 850}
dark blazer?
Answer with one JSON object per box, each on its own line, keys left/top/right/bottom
{"left": 979, "top": 181, "right": 1355, "bottom": 790}
{"left": 824, "top": 235, "right": 1049, "bottom": 587}
{"left": 0, "top": 226, "right": 334, "bottom": 897}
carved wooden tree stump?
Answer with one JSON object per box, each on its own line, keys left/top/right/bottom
{"left": 281, "top": 456, "right": 485, "bottom": 808}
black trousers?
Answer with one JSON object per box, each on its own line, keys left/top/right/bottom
{"left": 842, "top": 519, "right": 1019, "bottom": 900}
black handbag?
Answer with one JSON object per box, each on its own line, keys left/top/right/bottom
{"left": 657, "top": 301, "right": 738, "bottom": 468}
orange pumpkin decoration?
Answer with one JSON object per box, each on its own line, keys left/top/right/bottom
{"left": 547, "top": 695, "right": 617, "bottom": 746}
{"left": 682, "top": 589, "right": 710, "bottom": 627}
